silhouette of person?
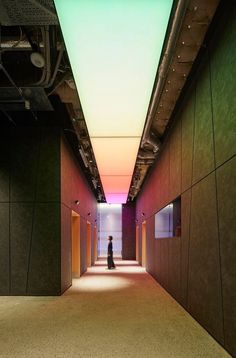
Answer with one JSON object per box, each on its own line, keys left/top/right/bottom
{"left": 107, "top": 235, "right": 115, "bottom": 269}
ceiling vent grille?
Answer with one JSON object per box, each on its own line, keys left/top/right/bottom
{"left": 0, "top": 0, "right": 57, "bottom": 25}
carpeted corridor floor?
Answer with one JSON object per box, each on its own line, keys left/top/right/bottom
{"left": 0, "top": 260, "right": 231, "bottom": 358}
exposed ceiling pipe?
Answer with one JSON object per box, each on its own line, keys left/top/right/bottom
{"left": 141, "top": 0, "right": 189, "bottom": 150}
{"left": 42, "top": 26, "right": 51, "bottom": 86}
{"left": 45, "top": 43, "right": 64, "bottom": 88}
{"left": 79, "top": 147, "right": 89, "bottom": 168}
{"left": 138, "top": 149, "right": 155, "bottom": 161}
{"left": 33, "top": 27, "right": 48, "bottom": 86}
{"left": 47, "top": 71, "right": 71, "bottom": 96}
{"left": 136, "top": 159, "right": 154, "bottom": 165}
{"left": 129, "top": 166, "right": 150, "bottom": 199}
{"left": 144, "top": 136, "right": 161, "bottom": 153}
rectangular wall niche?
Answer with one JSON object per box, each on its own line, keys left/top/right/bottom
{"left": 155, "top": 197, "right": 181, "bottom": 239}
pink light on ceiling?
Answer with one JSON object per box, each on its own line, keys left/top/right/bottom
{"left": 106, "top": 193, "right": 128, "bottom": 204}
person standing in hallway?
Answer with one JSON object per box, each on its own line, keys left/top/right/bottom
{"left": 107, "top": 235, "right": 115, "bottom": 269}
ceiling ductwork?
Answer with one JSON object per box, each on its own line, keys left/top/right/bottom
{"left": 141, "top": 0, "right": 189, "bottom": 150}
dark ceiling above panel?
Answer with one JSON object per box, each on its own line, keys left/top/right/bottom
{"left": 0, "top": 0, "right": 58, "bottom": 26}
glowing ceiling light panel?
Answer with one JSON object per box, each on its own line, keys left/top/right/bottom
{"left": 54, "top": 0, "right": 173, "bottom": 203}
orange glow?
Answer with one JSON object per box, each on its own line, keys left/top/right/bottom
{"left": 91, "top": 137, "right": 140, "bottom": 176}
{"left": 101, "top": 175, "right": 132, "bottom": 193}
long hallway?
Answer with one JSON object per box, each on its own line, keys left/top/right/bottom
{"left": 0, "top": 261, "right": 230, "bottom": 358}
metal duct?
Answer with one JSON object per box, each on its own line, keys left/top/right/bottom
{"left": 141, "top": 0, "right": 189, "bottom": 149}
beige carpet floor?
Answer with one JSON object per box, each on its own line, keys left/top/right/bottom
{"left": 0, "top": 260, "right": 231, "bottom": 358}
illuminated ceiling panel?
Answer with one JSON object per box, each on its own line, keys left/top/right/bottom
{"left": 91, "top": 137, "right": 140, "bottom": 175}
{"left": 101, "top": 176, "right": 132, "bottom": 193}
{"left": 106, "top": 193, "right": 128, "bottom": 205}
{"left": 54, "top": 0, "right": 173, "bottom": 203}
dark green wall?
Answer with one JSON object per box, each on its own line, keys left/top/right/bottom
{"left": 0, "top": 127, "right": 61, "bottom": 295}
{"left": 136, "top": 2, "right": 236, "bottom": 356}
{"left": 0, "top": 127, "right": 97, "bottom": 296}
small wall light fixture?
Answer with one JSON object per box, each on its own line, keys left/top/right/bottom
{"left": 30, "top": 50, "right": 45, "bottom": 68}
{"left": 75, "top": 200, "right": 80, "bottom": 205}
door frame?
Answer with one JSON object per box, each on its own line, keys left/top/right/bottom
{"left": 142, "top": 221, "right": 146, "bottom": 268}
{"left": 136, "top": 224, "right": 139, "bottom": 262}
{"left": 71, "top": 210, "right": 80, "bottom": 278}
{"left": 86, "top": 221, "right": 92, "bottom": 268}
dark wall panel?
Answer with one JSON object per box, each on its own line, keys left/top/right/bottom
{"left": 210, "top": 5, "right": 236, "bottom": 167}
{"left": 188, "top": 173, "right": 224, "bottom": 343}
{"left": 192, "top": 66, "right": 214, "bottom": 184}
{"left": 0, "top": 129, "right": 10, "bottom": 202}
{"left": 10, "top": 128, "right": 40, "bottom": 202}
{"left": 160, "top": 240, "right": 169, "bottom": 290}
{"left": 181, "top": 95, "right": 195, "bottom": 192}
{"left": 146, "top": 217, "right": 155, "bottom": 274}
{"left": 0, "top": 203, "right": 9, "bottom": 295}
{"left": 10, "top": 203, "right": 33, "bottom": 295}
{"left": 155, "top": 239, "right": 161, "bottom": 282}
{"left": 122, "top": 203, "right": 136, "bottom": 260}
{"left": 28, "top": 203, "right": 61, "bottom": 295}
{"left": 180, "top": 189, "right": 191, "bottom": 308}
{"left": 168, "top": 237, "right": 181, "bottom": 302}
{"left": 159, "top": 142, "right": 170, "bottom": 209}
{"left": 217, "top": 156, "right": 236, "bottom": 356}
{"left": 169, "top": 122, "right": 181, "bottom": 200}
{"left": 36, "top": 127, "right": 60, "bottom": 202}
{"left": 0, "top": 127, "right": 61, "bottom": 295}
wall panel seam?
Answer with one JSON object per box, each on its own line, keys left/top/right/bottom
{"left": 186, "top": 83, "right": 196, "bottom": 309}
{"left": 9, "top": 129, "right": 12, "bottom": 294}
{"left": 209, "top": 48, "right": 225, "bottom": 344}
{"left": 180, "top": 109, "right": 183, "bottom": 302}
{"left": 178, "top": 152, "right": 236, "bottom": 198}
{"left": 26, "top": 129, "right": 42, "bottom": 294}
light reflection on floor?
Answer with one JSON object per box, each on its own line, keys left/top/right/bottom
{"left": 70, "top": 260, "right": 145, "bottom": 293}
{"left": 71, "top": 275, "right": 133, "bottom": 292}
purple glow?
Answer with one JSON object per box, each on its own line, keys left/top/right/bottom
{"left": 106, "top": 193, "right": 127, "bottom": 204}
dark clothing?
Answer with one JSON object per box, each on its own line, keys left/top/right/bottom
{"left": 107, "top": 241, "right": 115, "bottom": 269}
